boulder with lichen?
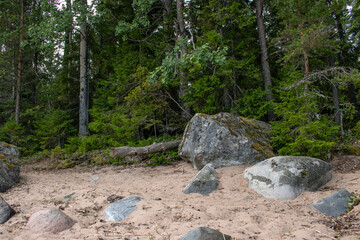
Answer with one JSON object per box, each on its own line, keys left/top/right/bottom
{"left": 0, "top": 142, "right": 20, "bottom": 192}
{"left": 179, "top": 113, "right": 274, "bottom": 169}
{"left": 244, "top": 156, "right": 332, "bottom": 200}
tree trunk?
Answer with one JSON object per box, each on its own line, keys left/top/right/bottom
{"left": 163, "top": 0, "right": 172, "bottom": 19}
{"left": 332, "top": 82, "right": 341, "bottom": 125}
{"left": 255, "top": 0, "right": 275, "bottom": 121}
{"left": 176, "top": 0, "right": 191, "bottom": 120}
{"left": 64, "top": 0, "right": 73, "bottom": 78}
{"left": 109, "top": 140, "right": 180, "bottom": 158}
{"left": 15, "top": 0, "right": 24, "bottom": 124}
{"left": 303, "top": 51, "right": 310, "bottom": 92}
{"left": 162, "top": 0, "right": 173, "bottom": 46}
{"left": 79, "top": 0, "right": 89, "bottom": 137}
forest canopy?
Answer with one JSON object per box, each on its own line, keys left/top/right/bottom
{"left": 1, "top": 0, "right": 360, "bottom": 161}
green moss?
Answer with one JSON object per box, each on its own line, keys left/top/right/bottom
{"left": 56, "top": 159, "right": 75, "bottom": 169}
{"left": 92, "top": 156, "right": 109, "bottom": 165}
{"left": 251, "top": 142, "right": 275, "bottom": 159}
{"left": 179, "top": 120, "right": 192, "bottom": 152}
{"left": 182, "top": 113, "right": 274, "bottom": 161}
{"left": 0, "top": 153, "right": 16, "bottom": 169}
{"left": 212, "top": 113, "right": 274, "bottom": 159}
{"left": 0, "top": 142, "right": 17, "bottom": 148}
{"left": 346, "top": 144, "right": 360, "bottom": 155}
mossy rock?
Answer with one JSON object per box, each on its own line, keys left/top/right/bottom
{"left": 0, "top": 142, "right": 21, "bottom": 192}
{"left": 179, "top": 113, "right": 275, "bottom": 169}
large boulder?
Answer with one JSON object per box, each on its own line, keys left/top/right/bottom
{"left": 179, "top": 113, "right": 274, "bottom": 169}
{"left": 244, "top": 156, "right": 332, "bottom": 200}
{"left": 0, "top": 142, "right": 21, "bottom": 192}
{"left": 178, "top": 227, "right": 232, "bottom": 240}
{"left": 27, "top": 208, "right": 74, "bottom": 233}
{"left": 183, "top": 164, "right": 218, "bottom": 195}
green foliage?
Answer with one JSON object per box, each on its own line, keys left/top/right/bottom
{"left": 146, "top": 150, "right": 179, "bottom": 167}
{"left": 63, "top": 135, "right": 110, "bottom": 154}
{"left": 0, "top": 120, "right": 25, "bottom": 147}
{"left": 35, "top": 109, "right": 76, "bottom": 150}
{"left": 50, "top": 145, "right": 65, "bottom": 160}
{"left": 271, "top": 87, "right": 339, "bottom": 159}
{"left": 235, "top": 88, "right": 271, "bottom": 120}
{"left": 149, "top": 40, "right": 228, "bottom": 85}
{"left": 115, "top": 0, "right": 158, "bottom": 40}
{"left": 347, "top": 194, "right": 360, "bottom": 212}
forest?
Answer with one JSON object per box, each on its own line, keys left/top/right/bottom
{"left": 1, "top": 0, "right": 360, "bottom": 163}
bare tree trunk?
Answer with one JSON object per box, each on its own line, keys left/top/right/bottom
{"left": 331, "top": 82, "right": 341, "bottom": 125}
{"left": 176, "top": 0, "right": 191, "bottom": 120}
{"left": 64, "top": 0, "right": 73, "bottom": 78}
{"left": 255, "top": 0, "right": 275, "bottom": 121}
{"left": 163, "top": 0, "right": 172, "bottom": 18}
{"left": 12, "top": 48, "right": 16, "bottom": 101}
{"left": 110, "top": 140, "right": 180, "bottom": 158}
{"left": 79, "top": 0, "right": 88, "bottom": 137}
{"left": 15, "top": 0, "right": 24, "bottom": 124}
{"left": 303, "top": 51, "right": 310, "bottom": 93}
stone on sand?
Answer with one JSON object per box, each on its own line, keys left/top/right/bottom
{"left": 312, "top": 189, "right": 353, "bottom": 216}
{"left": 179, "top": 113, "right": 274, "bottom": 169}
{"left": 27, "top": 208, "right": 74, "bottom": 233}
{"left": 0, "top": 197, "right": 14, "bottom": 224}
{"left": 244, "top": 156, "right": 332, "bottom": 200}
{"left": 183, "top": 164, "right": 218, "bottom": 195}
{"left": 104, "top": 196, "right": 143, "bottom": 222}
{"left": 178, "top": 227, "right": 232, "bottom": 240}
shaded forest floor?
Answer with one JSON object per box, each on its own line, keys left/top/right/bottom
{"left": 0, "top": 155, "right": 359, "bottom": 240}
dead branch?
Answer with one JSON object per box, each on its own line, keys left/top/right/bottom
{"left": 283, "top": 67, "right": 353, "bottom": 90}
{"left": 109, "top": 140, "right": 180, "bottom": 158}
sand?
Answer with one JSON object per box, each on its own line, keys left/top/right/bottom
{"left": 0, "top": 156, "right": 359, "bottom": 240}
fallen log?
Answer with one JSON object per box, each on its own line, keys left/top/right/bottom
{"left": 109, "top": 140, "right": 180, "bottom": 158}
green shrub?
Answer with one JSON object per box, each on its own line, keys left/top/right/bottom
{"left": 271, "top": 91, "right": 339, "bottom": 160}
{"left": 0, "top": 120, "right": 25, "bottom": 147}
{"left": 50, "top": 145, "right": 65, "bottom": 160}
{"left": 35, "top": 109, "right": 76, "bottom": 150}
{"left": 146, "top": 150, "right": 179, "bottom": 166}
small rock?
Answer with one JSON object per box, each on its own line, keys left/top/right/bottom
{"left": 0, "top": 197, "right": 15, "bottom": 224}
{"left": 27, "top": 208, "right": 74, "bottom": 233}
{"left": 312, "top": 189, "right": 353, "bottom": 216}
{"left": 178, "top": 227, "right": 232, "bottom": 240}
{"left": 89, "top": 176, "right": 100, "bottom": 182}
{"left": 64, "top": 192, "right": 75, "bottom": 199}
{"left": 183, "top": 164, "right": 218, "bottom": 195}
{"left": 105, "top": 196, "right": 143, "bottom": 222}
{"left": 107, "top": 195, "right": 124, "bottom": 203}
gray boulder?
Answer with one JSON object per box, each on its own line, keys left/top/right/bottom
{"left": 178, "top": 227, "right": 232, "bottom": 240}
{"left": 105, "top": 196, "right": 143, "bottom": 222}
{"left": 183, "top": 164, "right": 218, "bottom": 195}
{"left": 244, "top": 156, "right": 332, "bottom": 200}
{"left": 0, "top": 142, "right": 21, "bottom": 192}
{"left": 0, "top": 197, "right": 14, "bottom": 224}
{"left": 312, "top": 189, "right": 353, "bottom": 216}
{"left": 27, "top": 208, "right": 74, "bottom": 233}
{"left": 179, "top": 113, "right": 274, "bottom": 169}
